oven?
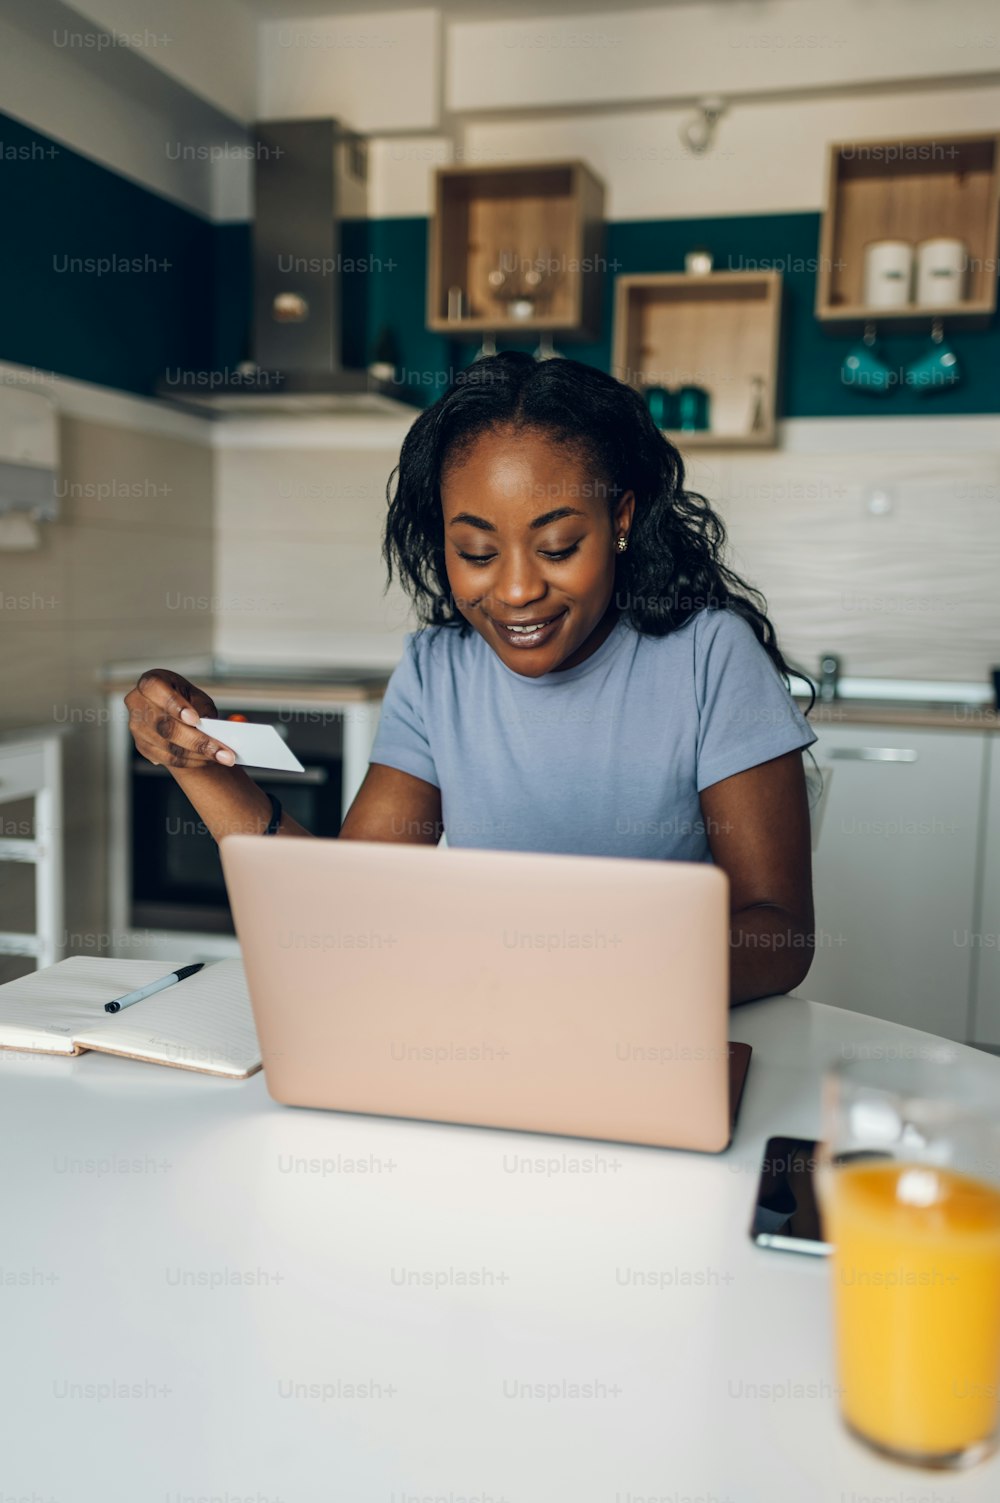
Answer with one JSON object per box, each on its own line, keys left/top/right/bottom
{"left": 128, "top": 703, "right": 345, "bottom": 935}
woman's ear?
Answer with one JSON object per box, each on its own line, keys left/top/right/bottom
{"left": 614, "top": 489, "right": 636, "bottom": 541}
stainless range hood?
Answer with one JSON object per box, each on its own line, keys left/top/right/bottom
{"left": 159, "top": 118, "right": 417, "bottom": 417}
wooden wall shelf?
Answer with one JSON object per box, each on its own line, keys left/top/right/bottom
{"left": 427, "top": 161, "right": 605, "bottom": 339}
{"left": 612, "top": 271, "right": 782, "bottom": 450}
{"left": 816, "top": 132, "right": 1000, "bottom": 327}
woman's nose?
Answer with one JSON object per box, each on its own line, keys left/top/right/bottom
{"left": 493, "top": 553, "right": 547, "bottom": 608}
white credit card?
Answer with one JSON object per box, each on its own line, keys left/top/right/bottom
{"left": 197, "top": 718, "right": 306, "bottom": 774}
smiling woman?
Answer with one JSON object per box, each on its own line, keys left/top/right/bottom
{"left": 356, "top": 351, "right": 818, "bottom": 1004}
{"left": 125, "top": 352, "right": 817, "bottom": 1005}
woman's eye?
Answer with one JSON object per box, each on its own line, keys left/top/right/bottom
{"left": 456, "top": 543, "right": 580, "bottom": 565}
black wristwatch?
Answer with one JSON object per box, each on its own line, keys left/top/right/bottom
{"left": 263, "top": 791, "right": 283, "bottom": 836}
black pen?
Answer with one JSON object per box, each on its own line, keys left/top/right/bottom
{"left": 104, "top": 962, "right": 205, "bottom": 1014}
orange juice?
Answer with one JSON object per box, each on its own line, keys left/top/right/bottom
{"left": 824, "top": 1160, "right": 1000, "bottom": 1460}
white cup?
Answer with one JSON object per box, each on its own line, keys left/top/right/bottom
{"left": 915, "top": 238, "right": 968, "bottom": 308}
{"left": 862, "top": 240, "right": 914, "bottom": 308}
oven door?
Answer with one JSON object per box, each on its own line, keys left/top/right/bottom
{"left": 130, "top": 758, "right": 342, "bottom": 933}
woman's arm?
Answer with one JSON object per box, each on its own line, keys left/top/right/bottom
{"left": 127, "top": 670, "right": 443, "bottom": 846}
{"left": 170, "top": 762, "right": 445, "bottom": 845}
{"left": 125, "top": 669, "right": 313, "bottom": 841}
{"left": 699, "top": 749, "right": 815, "bottom": 1006}
{"left": 339, "top": 763, "right": 443, "bottom": 843}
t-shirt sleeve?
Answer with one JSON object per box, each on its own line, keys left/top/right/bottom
{"left": 694, "top": 610, "right": 817, "bottom": 793}
{"left": 368, "top": 631, "right": 440, "bottom": 788}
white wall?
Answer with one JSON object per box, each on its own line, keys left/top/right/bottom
{"left": 207, "top": 415, "right": 1000, "bottom": 687}
{"left": 362, "top": 81, "right": 1000, "bottom": 220}
{"left": 6, "top": 0, "right": 997, "bottom": 223}
{"left": 695, "top": 435, "right": 1000, "bottom": 683}
{"left": 0, "top": 396, "right": 214, "bottom": 958}
{"left": 458, "top": 83, "right": 1000, "bottom": 221}
{"left": 213, "top": 429, "right": 414, "bottom": 667}
{"left": 0, "top": 0, "right": 254, "bottom": 217}
{"left": 63, "top": 0, "right": 256, "bottom": 122}
{"left": 446, "top": 0, "right": 999, "bottom": 113}
{"left": 257, "top": 8, "right": 442, "bottom": 133}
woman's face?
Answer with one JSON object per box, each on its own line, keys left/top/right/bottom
{"left": 440, "top": 426, "right": 635, "bottom": 678}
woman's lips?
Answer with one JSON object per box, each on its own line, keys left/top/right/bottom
{"left": 488, "top": 609, "right": 567, "bottom": 650}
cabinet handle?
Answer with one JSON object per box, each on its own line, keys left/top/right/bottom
{"left": 828, "top": 747, "right": 918, "bottom": 763}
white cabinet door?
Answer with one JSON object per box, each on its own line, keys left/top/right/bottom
{"left": 802, "top": 725, "right": 985, "bottom": 1041}
{"left": 972, "top": 737, "right": 1000, "bottom": 1047}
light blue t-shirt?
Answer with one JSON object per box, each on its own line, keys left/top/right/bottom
{"left": 368, "top": 608, "right": 817, "bottom": 862}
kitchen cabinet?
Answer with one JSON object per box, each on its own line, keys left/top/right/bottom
{"left": 971, "top": 736, "right": 1000, "bottom": 1048}
{"left": 612, "top": 271, "right": 782, "bottom": 448}
{"left": 426, "top": 160, "right": 605, "bottom": 339}
{"left": 802, "top": 723, "right": 987, "bottom": 1041}
{"left": 815, "top": 131, "right": 1000, "bottom": 327}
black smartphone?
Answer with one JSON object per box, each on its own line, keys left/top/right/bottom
{"left": 749, "top": 1135, "right": 831, "bottom": 1256}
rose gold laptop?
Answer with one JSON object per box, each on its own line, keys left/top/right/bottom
{"left": 219, "top": 836, "right": 752, "bottom": 1152}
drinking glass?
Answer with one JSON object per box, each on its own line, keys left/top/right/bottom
{"left": 817, "top": 1050, "right": 1000, "bottom": 1469}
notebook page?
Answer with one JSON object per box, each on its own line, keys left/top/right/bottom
{"left": 0, "top": 958, "right": 184, "bottom": 1054}
{"left": 75, "top": 958, "right": 262, "bottom": 1079}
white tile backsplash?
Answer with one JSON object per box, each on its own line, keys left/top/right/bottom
{"left": 213, "top": 433, "right": 1000, "bottom": 686}
{"left": 712, "top": 447, "right": 1000, "bottom": 683}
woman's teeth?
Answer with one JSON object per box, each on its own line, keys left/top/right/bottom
{"left": 491, "top": 611, "right": 565, "bottom": 649}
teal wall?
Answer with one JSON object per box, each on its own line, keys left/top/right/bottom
{"left": 347, "top": 217, "right": 1000, "bottom": 417}
{"left": 2, "top": 110, "right": 998, "bottom": 418}
{"left": 0, "top": 112, "right": 218, "bottom": 395}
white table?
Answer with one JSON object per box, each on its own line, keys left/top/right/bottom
{"left": 3, "top": 993, "right": 999, "bottom": 1502}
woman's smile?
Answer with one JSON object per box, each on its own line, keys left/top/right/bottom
{"left": 486, "top": 608, "right": 568, "bottom": 651}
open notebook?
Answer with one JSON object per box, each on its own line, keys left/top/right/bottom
{"left": 0, "top": 957, "right": 261, "bottom": 1079}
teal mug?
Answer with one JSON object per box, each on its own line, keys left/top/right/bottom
{"left": 905, "top": 323, "right": 961, "bottom": 394}
{"left": 841, "top": 326, "right": 894, "bottom": 395}
{"left": 677, "top": 384, "right": 711, "bottom": 431}
{"left": 643, "top": 384, "right": 676, "bottom": 429}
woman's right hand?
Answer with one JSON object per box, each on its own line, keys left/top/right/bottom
{"left": 124, "top": 669, "right": 237, "bottom": 770}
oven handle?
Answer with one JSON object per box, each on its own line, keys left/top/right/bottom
{"left": 133, "top": 762, "right": 329, "bottom": 786}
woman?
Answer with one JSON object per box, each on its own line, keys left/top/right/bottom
{"left": 126, "top": 353, "right": 816, "bottom": 1004}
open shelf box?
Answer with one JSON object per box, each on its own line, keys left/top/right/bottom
{"left": 427, "top": 160, "right": 605, "bottom": 338}
{"left": 816, "top": 132, "right": 1000, "bottom": 326}
{"left": 612, "top": 271, "right": 783, "bottom": 450}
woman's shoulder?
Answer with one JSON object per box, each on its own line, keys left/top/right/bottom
{"left": 689, "top": 606, "right": 762, "bottom": 652}
{"left": 632, "top": 609, "right": 781, "bottom": 707}
{"left": 635, "top": 606, "right": 759, "bottom": 658}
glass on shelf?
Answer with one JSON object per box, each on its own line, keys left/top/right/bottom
{"left": 484, "top": 247, "right": 562, "bottom": 322}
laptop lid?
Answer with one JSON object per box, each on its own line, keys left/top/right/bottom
{"left": 220, "top": 836, "right": 735, "bottom": 1152}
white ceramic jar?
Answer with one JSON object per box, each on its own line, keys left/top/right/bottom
{"left": 915, "top": 238, "right": 968, "bottom": 308}
{"left": 862, "top": 240, "right": 914, "bottom": 308}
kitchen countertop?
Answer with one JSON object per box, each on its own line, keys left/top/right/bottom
{"left": 100, "top": 660, "right": 391, "bottom": 702}
{"left": 0, "top": 724, "right": 74, "bottom": 745}
{"left": 796, "top": 698, "right": 1000, "bottom": 732}
{"left": 98, "top": 656, "right": 1000, "bottom": 728}
{"left": 106, "top": 677, "right": 391, "bottom": 704}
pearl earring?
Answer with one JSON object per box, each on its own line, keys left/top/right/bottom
{"left": 616, "top": 534, "right": 629, "bottom": 554}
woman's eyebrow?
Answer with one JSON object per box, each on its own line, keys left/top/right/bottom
{"left": 448, "top": 507, "right": 586, "bottom": 532}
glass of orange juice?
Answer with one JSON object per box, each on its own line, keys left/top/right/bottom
{"left": 817, "top": 1049, "right": 1000, "bottom": 1469}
